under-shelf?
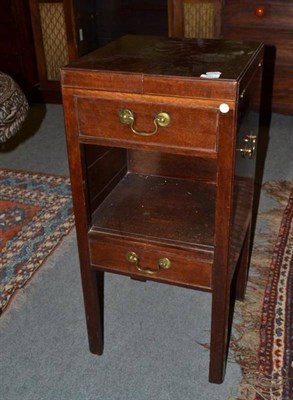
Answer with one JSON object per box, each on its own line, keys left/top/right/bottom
{"left": 90, "top": 172, "right": 215, "bottom": 253}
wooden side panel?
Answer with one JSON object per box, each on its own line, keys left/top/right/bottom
{"left": 229, "top": 60, "right": 263, "bottom": 284}
{"left": 84, "top": 145, "right": 127, "bottom": 215}
{"left": 128, "top": 150, "right": 217, "bottom": 182}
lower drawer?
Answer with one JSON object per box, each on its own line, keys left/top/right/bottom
{"left": 89, "top": 238, "right": 212, "bottom": 291}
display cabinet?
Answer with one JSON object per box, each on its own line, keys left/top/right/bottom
{"left": 29, "top": 0, "right": 168, "bottom": 103}
{"left": 61, "top": 35, "right": 263, "bottom": 383}
{"left": 29, "top": 0, "right": 99, "bottom": 102}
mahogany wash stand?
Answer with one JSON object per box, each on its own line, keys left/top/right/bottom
{"left": 61, "top": 35, "right": 263, "bottom": 383}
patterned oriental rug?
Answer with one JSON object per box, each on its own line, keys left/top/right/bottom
{"left": 230, "top": 181, "right": 293, "bottom": 400}
{"left": 0, "top": 168, "right": 74, "bottom": 315}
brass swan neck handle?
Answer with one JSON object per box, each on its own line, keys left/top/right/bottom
{"left": 118, "top": 108, "right": 170, "bottom": 137}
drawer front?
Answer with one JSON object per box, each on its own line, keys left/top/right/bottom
{"left": 76, "top": 95, "right": 218, "bottom": 154}
{"left": 222, "top": 1, "right": 293, "bottom": 30}
{"left": 89, "top": 239, "right": 212, "bottom": 290}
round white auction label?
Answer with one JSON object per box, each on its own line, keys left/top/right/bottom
{"left": 219, "top": 103, "right": 230, "bottom": 113}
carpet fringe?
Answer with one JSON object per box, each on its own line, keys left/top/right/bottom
{"left": 0, "top": 229, "right": 76, "bottom": 328}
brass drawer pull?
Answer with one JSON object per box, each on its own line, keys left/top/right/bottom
{"left": 237, "top": 134, "right": 257, "bottom": 159}
{"left": 118, "top": 108, "right": 170, "bottom": 137}
{"left": 126, "top": 251, "right": 171, "bottom": 275}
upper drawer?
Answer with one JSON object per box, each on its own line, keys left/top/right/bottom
{"left": 75, "top": 93, "right": 219, "bottom": 155}
{"left": 222, "top": 1, "right": 293, "bottom": 30}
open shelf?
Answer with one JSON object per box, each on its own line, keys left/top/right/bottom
{"left": 90, "top": 172, "right": 215, "bottom": 252}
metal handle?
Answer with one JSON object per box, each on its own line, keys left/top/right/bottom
{"left": 126, "top": 251, "right": 171, "bottom": 275}
{"left": 237, "top": 135, "right": 257, "bottom": 158}
{"left": 118, "top": 108, "right": 170, "bottom": 137}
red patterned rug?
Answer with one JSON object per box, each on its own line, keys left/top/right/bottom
{"left": 0, "top": 168, "right": 74, "bottom": 314}
{"left": 230, "top": 181, "right": 293, "bottom": 400}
